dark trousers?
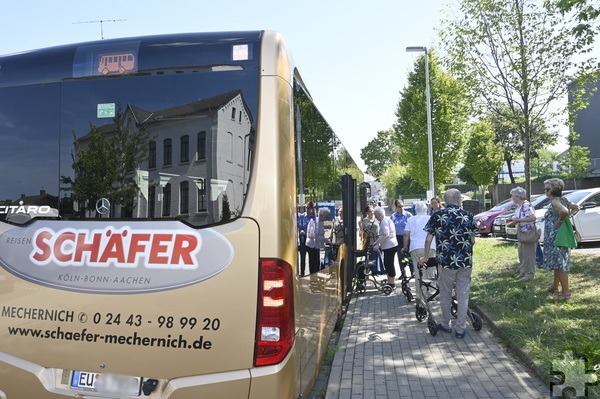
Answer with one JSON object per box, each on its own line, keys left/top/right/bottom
{"left": 383, "top": 246, "right": 398, "bottom": 278}
{"left": 307, "top": 247, "right": 320, "bottom": 274}
{"left": 396, "top": 235, "right": 412, "bottom": 277}
{"left": 298, "top": 236, "right": 307, "bottom": 276}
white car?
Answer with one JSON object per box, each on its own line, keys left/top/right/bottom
{"left": 534, "top": 187, "right": 600, "bottom": 243}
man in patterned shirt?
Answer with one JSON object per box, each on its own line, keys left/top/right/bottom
{"left": 420, "top": 189, "right": 476, "bottom": 339}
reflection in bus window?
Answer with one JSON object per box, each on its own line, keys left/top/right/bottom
{"left": 59, "top": 90, "right": 254, "bottom": 225}
{"left": 294, "top": 82, "right": 362, "bottom": 274}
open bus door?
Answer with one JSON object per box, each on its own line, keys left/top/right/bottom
{"left": 342, "top": 174, "right": 357, "bottom": 301}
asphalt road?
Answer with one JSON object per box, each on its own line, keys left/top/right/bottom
{"left": 572, "top": 241, "right": 600, "bottom": 255}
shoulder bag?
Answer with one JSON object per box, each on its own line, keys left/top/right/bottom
{"left": 515, "top": 204, "right": 540, "bottom": 243}
{"left": 553, "top": 217, "right": 577, "bottom": 248}
{"left": 517, "top": 225, "right": 541, "bottom": 243}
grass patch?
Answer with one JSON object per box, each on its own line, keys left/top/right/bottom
{"left": 472, "top": 238, "right": 600, "bottom": 394}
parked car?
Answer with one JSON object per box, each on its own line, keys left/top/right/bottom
{"left": 474, "top": 198, "right": 517, "bottom": 236}
{"left": 532, "top": 187, "right": 600, "bottom": 244}
{"left": 502, "top": 192, "right": 573, "bottom": 240}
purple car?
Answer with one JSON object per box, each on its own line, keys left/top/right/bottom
{"left": 474, "top": 198, "right": 517, "bottom": 236}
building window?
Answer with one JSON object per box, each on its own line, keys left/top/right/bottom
{"left": 164, "top": 139, "right": 172, "bottom": 166}
{"left": 162, "top": 183, "right": 171, "bottom": 216}
{"left": 237, "top": 136, "right": 244, "bottom": 167}
{"left": 226, "top": 132, "right": 233, "bottom": 163}
{"left": 149, "top": 141, "right": 156, "bottom": 168}
{"left": 180, "top": 181, "right": 189, "bottom": 214}
{"left": 231, "top": 107, "right": 236, "bottom": 120}
{"left": 198, "top": 179, "right": 206, "bottom": 211}
{"left": 148, "top": 186, "right": 155, "bottom": 218}
{"left": 239, "top": 110, "right": 242, "bottom": 123}
{"left": 181, "top": 135, "right": 189, "bottom": 163}
{"left": 197, "top": 131, "right": 206, "bottom": 160}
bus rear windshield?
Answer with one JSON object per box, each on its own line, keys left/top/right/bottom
{"left": 0, "top": 67, "right": 258, "bottom": 227}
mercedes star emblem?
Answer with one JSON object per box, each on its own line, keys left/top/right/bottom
{"left": 96, "top": 198, "right": 111, "bottom": 215}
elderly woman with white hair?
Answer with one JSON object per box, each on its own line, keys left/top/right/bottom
{"left": 402, "top": 201, "right": 436, "bottom": 299}
{"left": 509, "top": 186, "right": 538, "bottom": 281}
{"left": 372, "top": 206, "right": 399, "bottom": 288}
{"left": 306, "top": 207, "right": 330, "bottom": 274}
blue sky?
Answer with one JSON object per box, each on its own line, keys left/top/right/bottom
{"left": 0, "top": 0, "right": 450, "bottom": 171}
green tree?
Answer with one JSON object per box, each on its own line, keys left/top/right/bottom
{"left": 553, "top": 0, "right": 600, "bottom": 41}
{"left": 360, "top": 130, "right": 399, "bottom": 178}
{"left": 61, "top": 112, "right": 150, "bottom": 216}
{"left": 531, "top": 148, "right": 559, "bottom": 180}
{"left": 379, "top": 163, "right": 424, "bottom": 202}
{"left": 488, "top": 107, "right": 556, "bottom": 184}
{"left": 440, "top": 0, "right": 597, "bottom": 199}
{"left": 558, "top": 130, "right": 591, "bottom": 187}
{"left": 394, "top": 50, "right": 469, "bottom": 194}
{"left": 221, "top": 193, "right": 232, "bottom": 221}
{"left": 296, "top": 95, "right": 336, "bottom": 200}
{"left": 463, "top": 120, "right": 505, "bottom": 201}
{"left": 457, "top": 165, "right": 478, "bottom": 186}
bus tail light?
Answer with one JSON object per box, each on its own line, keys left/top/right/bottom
{"left": 254, "top": 258, "right": 295, "bottom": 366}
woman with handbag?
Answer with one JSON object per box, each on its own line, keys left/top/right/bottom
{"left": 542, "top": 178, "right": 580, "bottom": 300}
{"left": 509, "top": 187, "right": 539, "bottom": 281}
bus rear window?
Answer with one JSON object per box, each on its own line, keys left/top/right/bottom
{"left": 0, "top": 71, "right": 258, "bottom": 227}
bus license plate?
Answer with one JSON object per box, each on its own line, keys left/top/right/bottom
{"left": 71, "top": 370, "right": 142, "bottom": 396}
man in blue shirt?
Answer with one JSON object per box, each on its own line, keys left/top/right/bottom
{"left": 390, "top": 199, "right": 412, "bottom": 277}
{"left": 421, "top": 189, "right": 476, "bottom": 339}
{"left": 297, "top": 202, "right": 316, "bottom": 276}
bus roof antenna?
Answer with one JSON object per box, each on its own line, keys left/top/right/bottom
{"left": 73, "top": 19, "right": 127, "bottom": 39}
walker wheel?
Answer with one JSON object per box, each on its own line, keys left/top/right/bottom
{"left": 355, "top": 283, "right": 365, "bottom": 294}
{"left": 427, "top": 316, "right": 437, "bottom": 336}
{"left": 471, "top": 311, "right": 483, "bottom": 331}
{"left": 382, "top": 285, "right": 393, "bottom": 296}
{"left": 415, "top": 301, "right": 428, "bottom": 321}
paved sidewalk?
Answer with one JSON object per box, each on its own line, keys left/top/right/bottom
{"left": 325, "top": 285, "right": 549, "bottom": 399}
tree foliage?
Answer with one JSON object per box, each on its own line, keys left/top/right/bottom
{"left": 394, "top": 50, "right": 469, "bottom": 194}
{"left": 60, "top": 113, "right": 150, "bottom": 217}
{"left": 489, "top": 106, "right": 556, "bottom": 183}
{"left": 379, "top": 163, "right": 424, "bottom": 202}
{"left": 558, "top": 130, "right": 592, "bottom": 186}
{"left": 360, "top": 129, "right": 399, "bottom": 178}
{"left": 553, "top": 0, "right": 600, "bottom": 42}
{"left": 531, "top": 148, "right": 559, "bottom": 181}
{"left": 464, "top": 120, "right": 505, "bottom": 188}
{"left": 440, "top": 0, "right": 597, "bottom": 198}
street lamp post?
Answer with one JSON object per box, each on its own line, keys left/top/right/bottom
{"left": 406, "top": 46, "right": 434, "bottom": 199}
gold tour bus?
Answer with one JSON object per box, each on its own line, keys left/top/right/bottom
{"left": 0, "top": 31, "right": 363, "bottom": 398}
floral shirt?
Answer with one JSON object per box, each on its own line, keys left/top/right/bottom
{"left": 515, "top": 201, "right": 535, "bottom": 232}
{"left": 424, "top": 205, "right": 476, "bottom": 269}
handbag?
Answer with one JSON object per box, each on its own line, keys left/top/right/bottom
{"left": 517, "top": 225, "right": 541, "bottom": 243}
{"left": 554, "top": 217, "right": 577, "bottom": 248}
